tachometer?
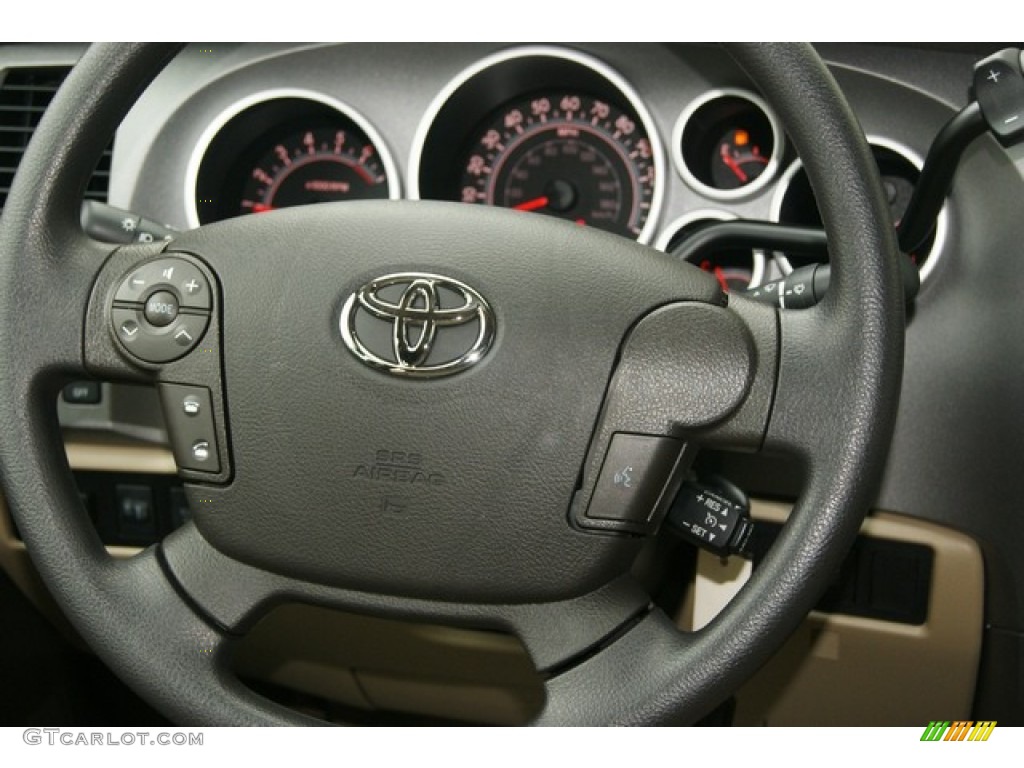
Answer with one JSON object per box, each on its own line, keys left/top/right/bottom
{"left": 190, "top": 91, "right": 399, "bottom": 226}
{"left": 458, "top": 93, "right": 656, "bottom": 240}
{"left": 240, "top": 126, "right": 389, "bottom": 215}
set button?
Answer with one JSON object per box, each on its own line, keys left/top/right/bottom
{"left": 110, "top": 256, "right": 213, "bottom": 364}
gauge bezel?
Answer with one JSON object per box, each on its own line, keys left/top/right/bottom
{"left": 671, "top": 88, "right": 785, "bottom": 202}
{"left": 184, "top": 88, "right": 401, "bottom": 229}
{"left": 655, "top": 209, "right": 767, "bottom": 289}
{"left": 769, "top": 134, "right": 949, "bottom": 284}
{"left": 408, "top": 45, "right": 665, "bottom": 245}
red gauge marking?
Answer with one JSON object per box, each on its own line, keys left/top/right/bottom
{"left": 251, "top": 203, "right": 275, "bottom": 213}
{"left": 575, "top": 218, "right": 586, "bottom": 226}
{"left": 513, "top": 196, "right": 549, "bottom": 212}
{"left": 719, "top": 144, "right": 749, "bottom": 183}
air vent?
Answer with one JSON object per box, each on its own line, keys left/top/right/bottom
{"left": 0, "top": 66, "right": 112, "bottom": 214}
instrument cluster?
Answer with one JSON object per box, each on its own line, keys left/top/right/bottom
{"left": 187, "top": 44, "right": 946, "bottom": 291}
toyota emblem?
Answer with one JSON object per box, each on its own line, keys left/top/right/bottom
{"left": 339, "top": 273, "right": 495, "bottom": 378}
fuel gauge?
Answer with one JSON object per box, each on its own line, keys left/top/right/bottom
{"left": 711, "top": 128, "right": 770, "bottom": 190}
{"left": 673, "top": 89, "right": 784, "bottom": 200}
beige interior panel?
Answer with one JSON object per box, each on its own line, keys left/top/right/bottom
{"left": 681, "top": 500, "right": 985, "bottom": 725}
{"left": 357, "top": 671, "right": 542, "bottom": 726}
{"left": 63, "top": 433, "right": 177, "bottom": 474}
{"left": 233, "top": 603, "right": 545, "bottom": 725}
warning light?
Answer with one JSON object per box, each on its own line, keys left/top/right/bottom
{"left": 734, "top": 129, "right": 750, "bottom": 146}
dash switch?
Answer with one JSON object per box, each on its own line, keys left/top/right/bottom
{"left": 585, "top": 433, "right": 684, "bottom": 526}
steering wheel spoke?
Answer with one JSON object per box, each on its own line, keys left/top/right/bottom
{"left": 160, "top": 521, "right": 652, "bottom": 674}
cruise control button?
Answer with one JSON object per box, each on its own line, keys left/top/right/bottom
{"left": 144, "top": 290, "right": 179, "bottom": 327}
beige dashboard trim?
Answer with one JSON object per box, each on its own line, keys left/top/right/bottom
{"left": 63, "top": 437, "right": 177, "bottom": 474}
{"left": 683, "top": 500, "right": 985, "bottom": 725}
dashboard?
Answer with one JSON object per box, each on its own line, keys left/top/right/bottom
{"left": 116, "top": 44, "right": 965, "bottom": 285}
{"left": 3, "top": 42, "right": 1024, "bottom": 726}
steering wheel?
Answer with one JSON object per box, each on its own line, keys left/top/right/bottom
{"left": 0, "top": 43, "right": 903, "bottom": 725}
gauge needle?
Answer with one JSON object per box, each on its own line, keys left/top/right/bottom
{"left": 251, "top": 203, "right": 275, "bottom": 213}
{"left": 513, "top": 196, "right": 549, "bottom": 212}
{"left": 720, "top": 145, "right": 749, "bottom": 183}
{"left": 712, "top": 266, "right": 731, "bottom": 293}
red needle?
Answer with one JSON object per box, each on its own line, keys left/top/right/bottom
{"left": 713, "top": 266, "right": 731, "bottom": 293}
{"left": 251, "top": 203, "right": 275, "bottom": 213}
{"left": 513, "top": 196, "right": 549, "bottom": 212}
{"left": 720, "top": 145, "right": 749, "bottom": 183}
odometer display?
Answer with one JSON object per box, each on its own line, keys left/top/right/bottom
{"left": 458, "top": 93, "right": 657, "bottom": 240}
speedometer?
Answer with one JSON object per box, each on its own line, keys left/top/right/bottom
{"left": 458, "top": 93, "right": 657, "bottom": 240}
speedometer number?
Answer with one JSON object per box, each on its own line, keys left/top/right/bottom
{"left": 458, "top": 92, "right": 656, "bottom": 240}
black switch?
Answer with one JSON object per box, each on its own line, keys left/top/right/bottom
{"left": 62, "top": 381, "right": 102, "bottom": 405}
{"left": 115, "top": 484, "right": 157, "bottom": 542}
{"left": 585, "top": 433, "right": 683, "bottom": 526}
{"left": 168, "top": 487, "right": 191, "bottom": 529}
{"left": 158, "top": 384, "right": 221, "bottom": 473}
{"left": 973, "top": 48, "right": 1024, "bottom": 144}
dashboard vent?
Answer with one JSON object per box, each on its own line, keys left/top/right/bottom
{"left": 0, "top": 66, "right": 112, "bottom": 214}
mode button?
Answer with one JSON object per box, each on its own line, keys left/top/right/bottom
{"left": 144, "top": 290, "right": 179, "bottom": 327}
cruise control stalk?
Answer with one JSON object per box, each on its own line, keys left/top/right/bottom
{"left": 665, "top": 479, "right": 756, "bottom": 559}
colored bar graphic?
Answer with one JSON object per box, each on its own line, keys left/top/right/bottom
{"left": 969, "top": 721, "right": 997, "bottom": 741}
{"left": 944, "top": 721, "right": 971, "bottom": 741}
{"left": 920, "top": 720, "right": 996, "bottom": 741}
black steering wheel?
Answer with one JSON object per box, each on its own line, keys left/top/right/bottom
{"left": 0, "top": 43, "right": 904, "bottom": 725}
